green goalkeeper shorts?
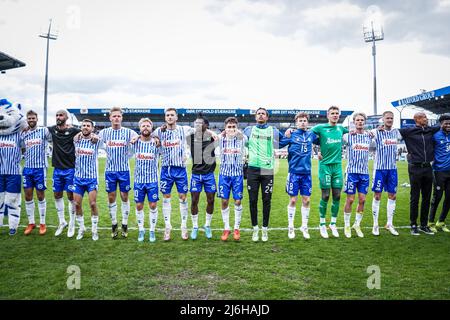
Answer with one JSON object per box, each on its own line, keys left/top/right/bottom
{"left": 318, "top": 163, "right": 343, "bottom": 189}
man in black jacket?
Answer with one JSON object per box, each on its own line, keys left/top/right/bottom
{"left": 399, "top": 112, "right": 440, "bottom": 235}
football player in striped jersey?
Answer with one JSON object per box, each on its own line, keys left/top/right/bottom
{"left": 22, "top": 110, "right": 52, "bottom": 236}
{"left": 152, "top": 108, "right": 194, "bottom": 241}
{"left": 217, "top": 117, "right": 247, "bottom": 241}
{"left": 370, "top": 111, "right": 401, "bottom": 236}
{"left": 98, "top": 107, "right": 138, "bottom": 239}
{"left": 72, "top": 119, "right": 101, "bottom": 241}
{"left": 131, "top": 118, "right": 160, "bottom": 242}
{"left": 342, "top": 113, "right": 372, "bottom": 238}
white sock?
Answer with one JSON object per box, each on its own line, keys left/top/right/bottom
{"left": 55, "top": 198, "right": 66, "bottom": 224}
{"left": 287, "top": 205, "right": 296, "bottom": 228}
{"left": 253, "top": 225, "right": 259, "bottom": 232}
{"left": 191, "top": 214, "right": 199, "bottom": 229}
{"left": 91, "top": 215, "right": 98, "bottom": 233}
{"left": 301, "top": 206, "right": 310, "bottom": 228}
{"left": 68, "top": 200, "right": 76, "bottom": 225}
{"left": 179, "top": 199, "right": 188, "bottom": 229}
{"left": 76, "top": 215, "right": 84, "bottom": 229}
{"left": 108, "top": 202, "right": 117, "bottom": 225}
{"left": 372, "top": 199, "right": 380, "bottom": 226}
{"left": 38, "top": 200, "right": 46, "bottom": 225}
{"left": 387, "top": 199, "right": 396, "bottom": 226}
{"left": 8, "top": 207, "right": 21, "bottom": 230}
{"left": 162, "top": 198, "right": 172, "bottom": 229}
{"left": 320, "top": 217, "right": 326, "bottom": 226}
{"left": 121, "top": 201, "right": 130, "bottom": 225}
{"left": 234, "top": 204, "right": 242, "bottom": 230}
{"left": 221, "top": 207, "right": 230, "bottom": 231}
{"left": 355, "top": 212, "right": 363, "bottom": 226}
{"left": 344, "top": 212, "right": 351, "bottom": 227}
{"left": 205, "top": 212, "right": 213, "bottom": 227}
{"left": 0, "top": 192, "right": 4, "bottom": 227}
{"left": 150, "top": 208, "right": 158, "bottom": 232}
{"left": 136, "top": 209, "right": 145, "bottom": 231}
{"left": 330, "top": 217, "right": 337, "bottom": 225}
{"left": 26, "top": 200, "right": 35, "bottom": 225}
{"left": 262, "top": 226, "right": 268, "bottom": 232}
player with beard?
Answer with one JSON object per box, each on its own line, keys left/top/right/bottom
{"left": 48, "top": 110, "right": 81, "bottom": 237}
{"left": 131, "top": 118, "right": 160, "bottom": 242}
{"left": 72, "top": 119, "right": 101, "bottom": 241}
{"left": 22, "top": 110, "right": 52, "bottom": 236}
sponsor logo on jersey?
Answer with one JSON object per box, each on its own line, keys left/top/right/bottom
{"left": 382, "top": 139, "right": 397, "bottom": 146}
{"left": 223, "top": 148, "right": 240, "bottom": 154}
{"left": 163, "top": 140, "right": 181, "bottom": 147}
{"left": 136, "top": 153, "right": 155, "bottom": 160}
{"left": 0, "top": 141, "right": 16, "bottom": 148}
{"left": 76, "top": 148, "right": 95, "bottom": 156}
{"left": 25, "top": 138, "right": 43, "bottom": 147}
{"left": 326, "top": 138, "right": 341, "bottom": 144}
{"left": 352, "top": 144, "right": 370, "bottom": 151}
{"left": 107, "top": 140, "right": 127, "bottom": 147}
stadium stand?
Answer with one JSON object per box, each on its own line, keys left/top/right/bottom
{"left": 67, "top": 107, "right": 354, "bottom": 132}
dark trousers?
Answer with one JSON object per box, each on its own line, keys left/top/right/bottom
{"left": 429, "top": 170, "right": 450, "bottom": 223}
{"left": 408, "top": 164, "right": 433, "bottom": 227}
{"left": 247, "top": 167, "right": 273, "bottom": 228}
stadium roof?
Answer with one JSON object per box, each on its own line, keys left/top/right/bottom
{"left": 0, "top": 51, "right": 26, "bottom": 71}
{"left": 391, "top": 85, "right": 450, "bottom": 115}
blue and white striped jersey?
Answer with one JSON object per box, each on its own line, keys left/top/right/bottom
{"left": 21, "top": 127, "right": 52, "bottom": 169}
{"left": 0, "top": 132, "right": 22, "bottom": 175}
{"left": 371, "top": 129, "right": 401, "bottom": 170}
{"left": 153, "top": 125, "right": 194, "bottom": 167}
{"left": 132, "top": 138, "right": 159, "bottom": 184}
{"left": 219, "top": 135, "right": 247, "bottom": 177}
{"left": 343, "top": 133, "right": 372, "bottom": 174}
{"left": 74, "top": 138, "right": 100, "bottom": 179}
{"left": 99, "top": 127, "right": 138, "bottom": 172}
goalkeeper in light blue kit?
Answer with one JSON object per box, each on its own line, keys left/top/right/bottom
{"left": 282, "top": 112, "right": 318, "bottom": 239}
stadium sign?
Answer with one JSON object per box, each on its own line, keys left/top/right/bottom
{"left": 393, "top": 91, "right": 436, "bottom": 107}
{"left": 183, "top": 109, "right": 238, "bottom": 115}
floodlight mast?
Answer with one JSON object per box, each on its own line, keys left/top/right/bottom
{"left": 39, "top": 19, "right": 58, "bottom": 127}
{"left": 363, "top": 21, "right": 384, "bottom": 116}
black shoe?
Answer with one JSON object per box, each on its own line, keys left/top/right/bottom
{"left": 121, "top": 224, "right": 128, "bottom": 238}
{"left": 111, "top": 224, "right": 118, "bottom": 239}
{"left": 419, "top": 225, "right": 435, "bottom": 235}
{"left": 410, "top": 225, "right": 420, "bottom": 236}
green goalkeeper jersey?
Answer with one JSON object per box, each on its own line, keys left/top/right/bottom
{"left": 311, "top": 123, "right": 348, "bottom": 165}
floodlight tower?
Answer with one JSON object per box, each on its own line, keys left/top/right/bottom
{"left": 39, "top": 19, "right": 58, "bottom": 127}
{"left": 363, "top": 21, "right": 384, "bottom": 116}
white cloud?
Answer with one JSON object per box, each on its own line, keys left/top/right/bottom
{"left": 302, "top": 2, "right": 363, "bottom": 27}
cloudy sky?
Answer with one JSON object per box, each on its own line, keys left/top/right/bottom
{"left": 1, "top": 0, "right": 450, "bottom": 125}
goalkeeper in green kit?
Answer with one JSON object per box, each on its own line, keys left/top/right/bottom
{"left": 311, "top": 106, "right": 348, "bottom": 238}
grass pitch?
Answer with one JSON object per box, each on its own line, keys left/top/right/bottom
{"left": 1, "top": 159, "right": 449, "bottom": 300}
